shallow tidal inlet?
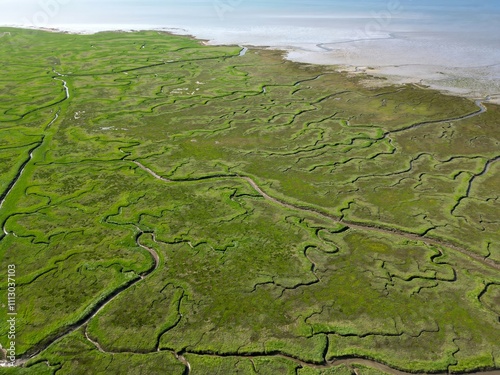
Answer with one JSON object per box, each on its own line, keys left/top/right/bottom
{"left": 0, "top": 26, "right": 499, "bottom": 373}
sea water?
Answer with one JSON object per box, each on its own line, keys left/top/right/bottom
{"left": 2, "top": 1, "right": 499, "bottom": 41}
{"left": 1, "top": 0, "right": 500, "bottom": 98}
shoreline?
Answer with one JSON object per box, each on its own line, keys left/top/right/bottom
{"left": 1, "top": 24, "right": 499, "bottom": 105}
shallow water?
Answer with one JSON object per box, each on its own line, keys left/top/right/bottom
{"left": 2, "top": 0, "right": 499, "bottom": 98}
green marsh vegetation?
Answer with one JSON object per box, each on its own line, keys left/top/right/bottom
{"left": 0, "top": 28, "right": 499, "bottom": 374}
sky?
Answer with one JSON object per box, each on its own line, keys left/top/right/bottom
{"left": 1, "top": 0, "right": 500, "bottom": 33}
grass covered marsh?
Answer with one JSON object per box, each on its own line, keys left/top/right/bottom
{"left": 0, "top": 27, "right": 499, "bottom": 374}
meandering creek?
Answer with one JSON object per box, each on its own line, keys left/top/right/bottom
{"left": 4, "top": 59, "right": 498, "bottom": 373}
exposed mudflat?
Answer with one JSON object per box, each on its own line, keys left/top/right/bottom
{"left": 286, "top": 32, "right": 500, "bottom": 103}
